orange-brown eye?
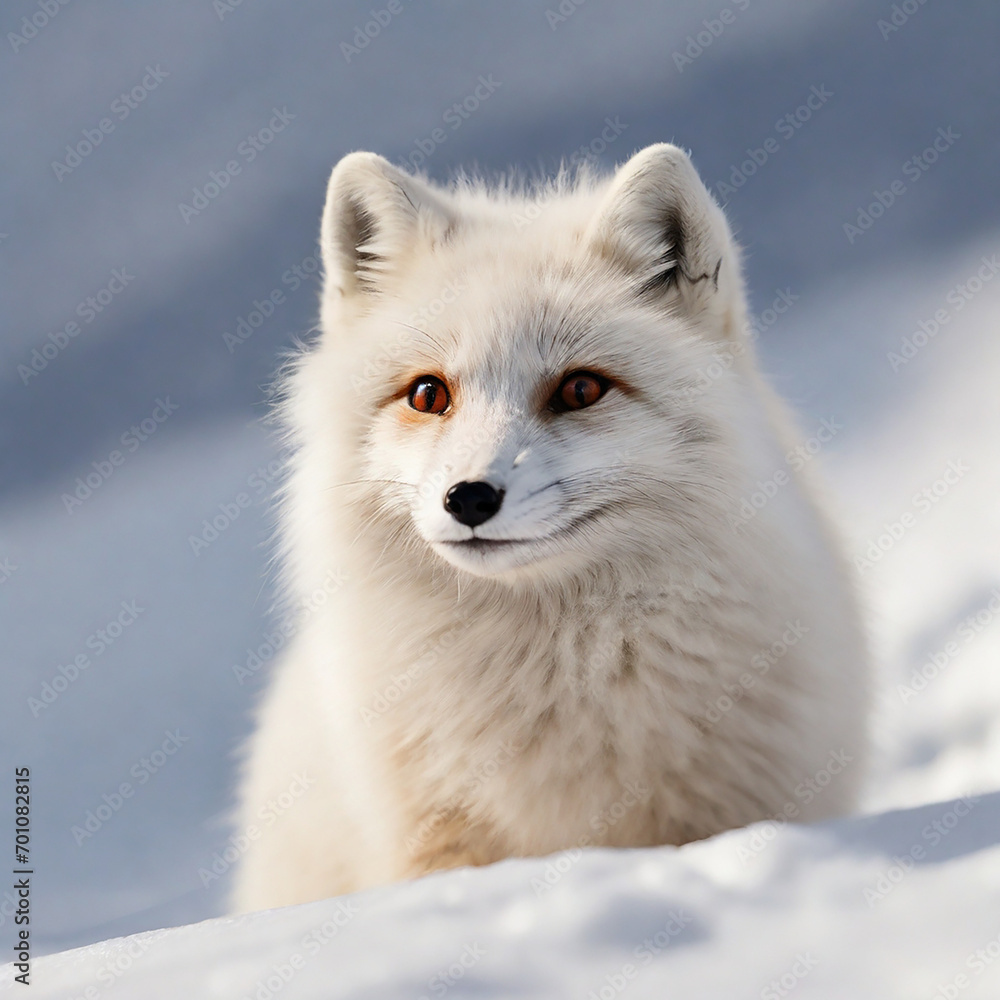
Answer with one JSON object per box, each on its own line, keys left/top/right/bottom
{"left": 554, "top": 371, "right": 607, "bottom": 411}
{"left": 408, "top": 375, "right": 450, "bottom": 414}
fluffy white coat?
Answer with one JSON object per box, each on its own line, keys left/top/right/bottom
{"left": 232, "top": 144, "right": 869, "bottom": 913}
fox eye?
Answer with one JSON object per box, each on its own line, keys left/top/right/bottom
{"left": 552, "top": 371, "right": 607, "bottom": 412}
{"left": 408, "top": 375, "right": 450, "bottom": 414}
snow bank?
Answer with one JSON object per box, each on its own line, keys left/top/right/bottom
{"left": 14, "top": 791, "right": 1000, "bottom": 999}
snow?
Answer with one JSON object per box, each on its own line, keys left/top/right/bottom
{"left": 15, "top": 793, "right": 1000, "bottom": 999}
{"left": 811, "top": 237, "right": 1000, "bottom": 811}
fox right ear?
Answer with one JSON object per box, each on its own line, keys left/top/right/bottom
{"left": 585, "top": 144, "right": 743, "bottom": 336}
{"left": 320, "top": 152, "right": 453, "bottom": 298}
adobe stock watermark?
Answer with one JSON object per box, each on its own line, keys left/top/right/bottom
{"left": 672, "top": 0, "right": 751, "bottom": 73}
{"left": 862, "top": 793, "right": 979, "bottom": 907}
{"left": 236, "top": 901, "right": 359, "bottom": 1000}
{"left": 0, "top": 557, "right": 18, "bottom": 585}
{"left": 61, "top": 397, "right": 179, "bottom": 513}
{"left": 18, "top": 268, "right": 136, "bottom": 385}
{"left": 359, "top": 618, "right": 468, "bottom": 725}
{"left": 695, "top": 620, "right": 810, "bottom": 735}
{"left": 348, "top": 276, "right": 467, "bottom": 392}
{"left": 197, "top": 771, "right": 316, "bottom": 887}
{"left": 88, "top": 935, "right": 156, "bottom": 994}
{"left": 188, "top": 455, "right": 287, "bottom": 557}
{"left": 887, "top": 253, "right": 999, "bottom": 371}
{"left": 877, "top": 0, "right": 931, "bottom": 41}
{"left": 843, "top": 126, "right": 960, "bottom": 244}
{"left": 567, "top": 116, "right": 628, "bottom": 169}
{"left": 760, "top": 953, "right": 819, "bottom": 1000}
{"left": 729, "top": 417, "right": 843, "bottom": 530}
{"left": 0, "top": 888, "right": 29, "bottom": 933}
{"left": 511, "top": 116, "right": 628, "bottom": 230}
{"left": 402, "top": 75, "right": 502, "bottom": 173}
{"left": 232, "top": 567, "right": 349, "bottom": 685}
{"left": 895, "top": 588, "right": 1000, "bottom": 706}
{"left": 735, "top": 748, "right": 855, "bottom": 864}
{"left": 713, "top": 85, "right": 833, "bottom": 201}
{"left": 545, "top": 0, "right": 590, "bottom": 30}
{"left": 71, "top": 730, "right": 189, "bottom": 845}
{"left": 417, "top": 943, "right": 486, "bottom": 1000}
{"left": 932, "top": 927, "right": 1000, "bottom": 1000}
{"left": 406, "top": 741, "right": 522, "bottom": 857}
{"left": 177, "top": 107, "right": 295, "bottom": 224}
{"left": 212, "top": 0, "right": 251, "bottom": 20}
{"left": 27, "top": 600, "right": 145, "bottom": 718}
{"left": 51, "top": 65, "right": 169, "bottom": 181}
{"left": 339, "top": 0, "right": 412, "bottom": 63}
{"left": 222, "top": 251, "right": 321, "bottom": 353}
{"left": 855, "top": 458, "right": 970, "bottom": 574}
{"left": 584, "top": 911, "right": 695, "bottom": 1000}
{"left": 683, "top": 287, "right": 799, "bottom": 399}
{"left": 531, "top": 780, "right": 653, "bottom": 897}
{"left": 7, "top": 0, "right": 74, "bottom": 54}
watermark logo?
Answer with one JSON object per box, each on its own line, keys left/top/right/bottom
{"left": 843, "top": 126, "right": 960, "bottom": 244}
{"left": 672, "top": 1, "right": 752, "bottom": 73}
{"left": 855, "top": 459, "right": 970, "bottom": 574}
{"left": 887, "top": 254, "right": 999, "bottom": 371}
{"left": 402, "top": 76, "right": 501, "bottom": 172}
{"left": 877, "top": 0, "right": 932, "bottom": 40}
{"left": 7, "top": 0, "right": 75, "bottom": 54}
{"left": 18, "top": 269, "right": 136, "bottom": 385}
{"left": 51, "top": 65, "right": 169, "bottom": 181}
{"left": 714, "top": 86, "right": 833, "bottom": 201}
{"left": 178, "top": 108, "right": 295, "bottom": 224}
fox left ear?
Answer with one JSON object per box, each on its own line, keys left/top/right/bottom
{"left": 585, "top": 144, "right": 743, "bottom": 336}
{"left": 320, "top": 152, "right": 454, "bottom": 300}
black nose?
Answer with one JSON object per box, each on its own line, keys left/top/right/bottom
{"left": 444, "top": 481, "right": 504, "bottom": 528}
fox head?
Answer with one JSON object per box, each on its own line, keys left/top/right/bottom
{"left": 303, "top": 144, "right": 759, "bottom": 583}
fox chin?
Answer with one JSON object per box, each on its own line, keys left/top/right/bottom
{"left": 230, "top": 143, "right": 869, "bottom": 913}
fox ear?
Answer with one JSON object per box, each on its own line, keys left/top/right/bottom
{"left": 320, "top": 152, "right": 453, "bottom": 298}
{"left": 586, "top": 144, "right": 742, "bottom": 334}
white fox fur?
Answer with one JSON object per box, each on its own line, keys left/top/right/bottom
{"left": 231, "top": 144, "right": 869, "bottom": 913}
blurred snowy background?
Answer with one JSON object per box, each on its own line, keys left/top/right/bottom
{"left": 1, "top": 0, "right": 999, "bottom": 959}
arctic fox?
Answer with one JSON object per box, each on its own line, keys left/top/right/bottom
{"left": 232, "top": 144, "right": 869, "bottom": 913}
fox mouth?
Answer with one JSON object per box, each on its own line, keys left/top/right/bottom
{"left": 433, "top": 504, "right": 613, "bottom": 568}
{"left": 434, "top": 532, "right": 567, "bottom": 572}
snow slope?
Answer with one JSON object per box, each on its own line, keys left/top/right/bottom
{"left": 14, "top": 792, "right": 1000, "bottom": 999}
{"left": 797, "top": 236, "right": 1000, "bottom": 812}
